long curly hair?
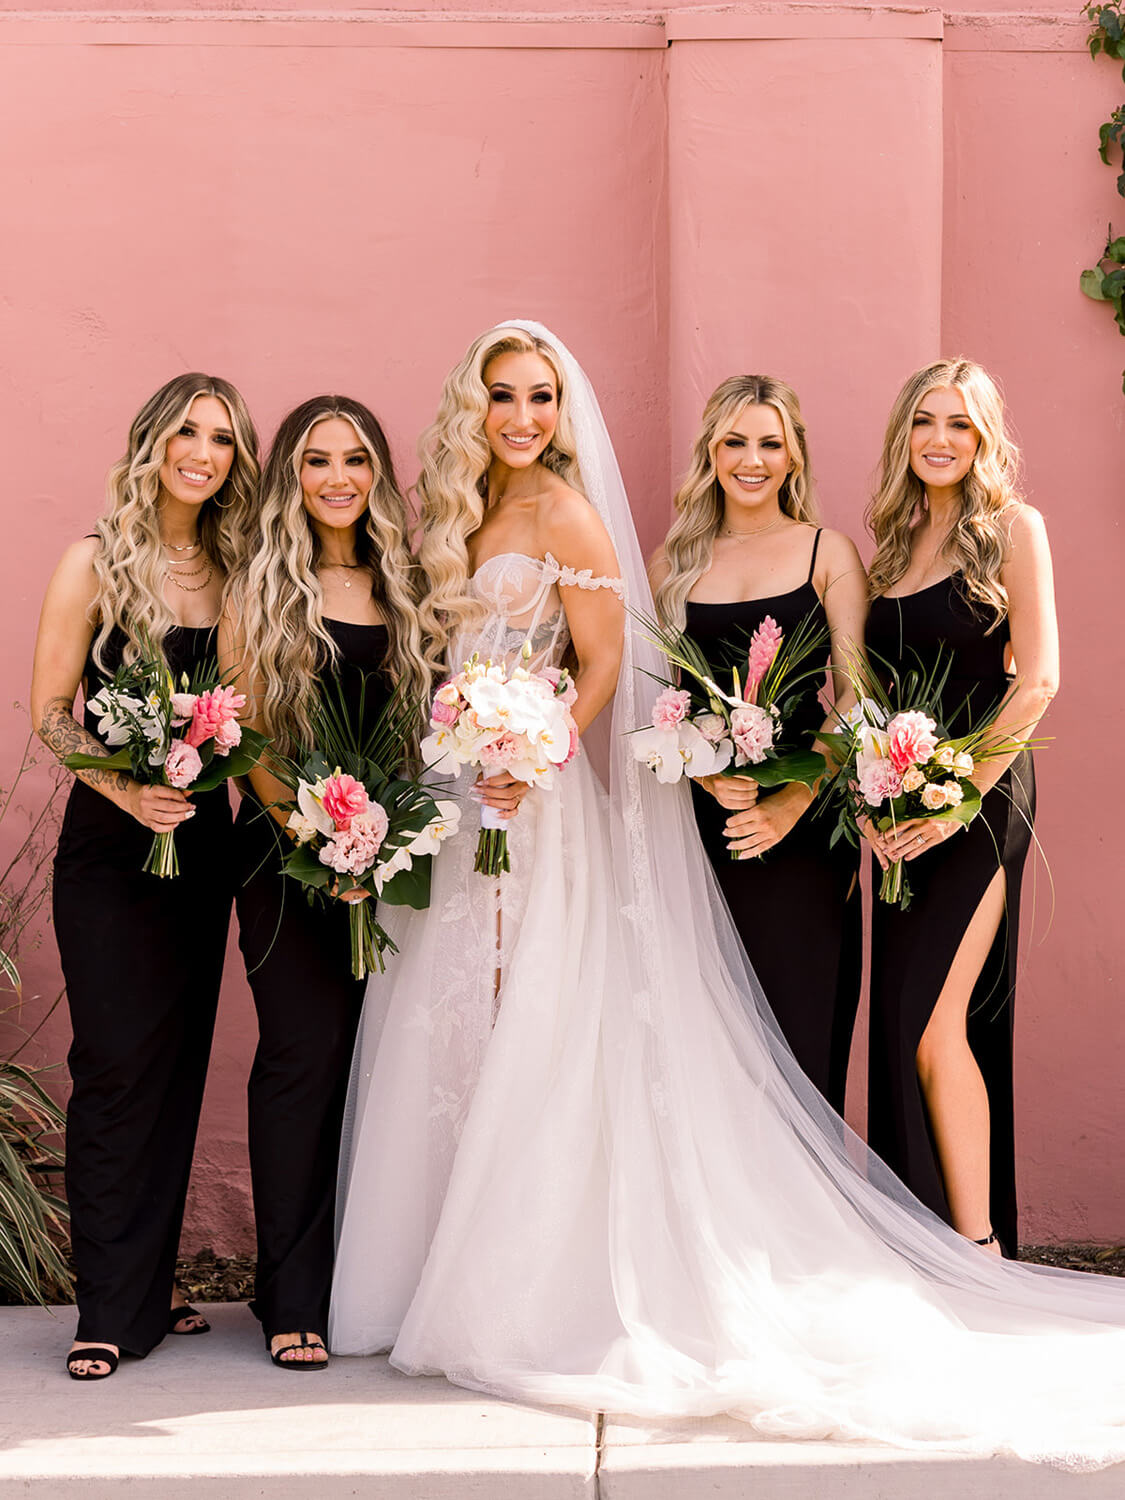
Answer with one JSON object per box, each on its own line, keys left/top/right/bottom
{"left": 655, "top": 375, "right": 817, "bottom": 631}
{"left": 866, "top": 359, "right": 1020, "bottom": 626}
{"left": 415, "top": 326, "right": 584, "bottom": 669}
{"left": 91, "top": 373, "right": 259, "bottom": 669}
{"left": 230, "top": 396, "right": 430, "bottom": 756}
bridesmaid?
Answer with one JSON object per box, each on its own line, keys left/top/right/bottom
{"left": 864, "top": 359, "right": 1057, "bottom": 1258}
{"left": 650, "top": 376, "right": 867, "bottom": 1111}
{"left": 31, "top": 374, "right": 259, "bottom": 1379}
{"left": 221, "top": 396, "right": 430, "bottom": 1369}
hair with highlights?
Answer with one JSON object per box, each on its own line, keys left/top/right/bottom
{"left": 867, "top": 359, "right": 1020, "bottom": 627}
{"left": 229, "top": 396, "right": 430, "bottom": 755}
{"left": 655, "top": 374, "right": 817, "bottom": 630}
{"left": 415, "top": 326, "right": 585, "bottom": 669}
{"left": 91, "top": 373, "right": 259, "bottom": 669}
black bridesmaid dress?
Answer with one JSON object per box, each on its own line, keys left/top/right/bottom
{"left": 686, "top": 530, "right": 861, "bottom": 1113}
{"left": 53, "top": 625, "right": 233, "bottom": 1357}
{"left": 866, "top": 574, "right": 1035, "bottom": 1257}
{"left": 234, "top": 619, "right": 391, "bottom": 1346}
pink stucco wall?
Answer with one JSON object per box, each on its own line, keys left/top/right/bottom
{"left": 1, "top": 3, "right": 1121, "bottom": 1250}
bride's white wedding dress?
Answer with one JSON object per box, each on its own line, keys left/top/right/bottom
{"left": 329, "top": 324, "right": 1125, "bottom": 1469}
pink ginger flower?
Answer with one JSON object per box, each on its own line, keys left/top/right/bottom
{"left": 319, "top": 805, "right": 389, "bottom": 877}
{"left": 886, "top": 711, "right": 939, "bottom": 775}
{"left": 743, "top": 616, "right": 783, "bottom": 705}
{"left": 322, "top": 772, "right": 371, "bottom": 831}
{"left": 185, "top": 686, "right": 247, "bottom": 749}
{"left": 651, "top": 687, "right": 692, "bottom": 732}
{"left": 165, "top": 740, "right": 203, "bottom": 789}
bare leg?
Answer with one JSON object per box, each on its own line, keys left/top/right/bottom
{"left": 914, "top": 869, "right": 1006, "bottom": 1255}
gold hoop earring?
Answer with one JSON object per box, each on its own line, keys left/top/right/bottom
{"left": 213, "top": 489, "right": 235, "bottom": 510}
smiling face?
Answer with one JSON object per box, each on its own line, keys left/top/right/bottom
{"left": 482, "top": 349, "right": 559, "bottom": 470}
{"left": 157, "top": 394, "right": 236, "bottom": 507}
{"left": 299, "top": 416, "right": 375, "bottom": 532}
{"left": 714, "top": 402, "right": 791, "bottom": 516}
{"left": 909, "top": 386, "right": 980, "bottom": 493}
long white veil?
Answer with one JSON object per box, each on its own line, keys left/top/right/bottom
{"left": 486, "top": 320, "right": 1125, "bottom": 1467}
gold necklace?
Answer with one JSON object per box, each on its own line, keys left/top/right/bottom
{"left": 321, "top": 562, "right": 366, "bottom": 591}
{"left": 168, "top": 560, "right": 214, "bottom": 593}
{"left": 720, "top": 514, "right": 787, "bottom": 541}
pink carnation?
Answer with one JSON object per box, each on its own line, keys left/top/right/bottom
{"left": 542, "top": 666, "right": 579, "bottom": 709}
{"left": 479, "top": 732, "right": 522, "bottom": 770}
{"left": 318, "top": 805, "right": 389, "bottom": 877}
{"left": 651, "top": 688, "right": 692, "bottom": 732}
{"left": 213, "top": 717, "right": 242, "bottom": 754}
{"left": 887, "top": 711, "right": 939, "bottom": 775}
{"left": 165, "top": 739, "right": 203, "bottom": 789}
{"left": 322, "top": 772, "right": 371, "bottom": 831}
{"left": 857, "top": 756, "right": 903, "bottom": 808}
{"left": 744, "top": 616, "right": 783, "bottom": 705}
{"left": 185, "top": 685, "right": 246, "bottom": 749}
{"left": 730, "top": 703, "right": 775, "bottom": 764}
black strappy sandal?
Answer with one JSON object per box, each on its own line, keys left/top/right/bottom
{"left": 973, "top": 1230, "right": 998, "bottom": 1248}
{"left": 169, "top": 1303, "right": 210, "bottom": 1335}
{"left": 67, "top": 1346, "right": 119, "bottom": 1381}
{"left": 270, "top": 1331, "right": 328, "bottom": 1371}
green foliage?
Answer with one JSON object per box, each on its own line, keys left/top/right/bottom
{"left": 1084, "top": 4, "right": 1125, "bottom": 391}
{"left": 0, "top": 741, "right": 72, "bottom": 1305}
{"left": 1080, "top": 231, "right": 1125, "bottom": 393}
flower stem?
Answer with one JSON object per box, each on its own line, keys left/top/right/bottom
{"left": 144, "top": 830, "right": 179, "bottom": 879}
{"left": 474, "top": 827, "right": 511, "bottom": 877}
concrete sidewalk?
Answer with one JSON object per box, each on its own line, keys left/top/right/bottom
{"left": 0, "top": 1302, "right": 1119, "bottom": 1498}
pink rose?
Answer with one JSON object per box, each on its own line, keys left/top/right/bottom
{"left": 730, "top": 703, "right": 775, "bottom": 764}
{"left": 322, "top": 772, "right": 371, "bottom": 831}
{"left": 886, "top": 711, "right": 939, "bottom": 775}
{"left": 165, "top": 740, "right": 203, "bottom": 789}
{"left": 920, "top": 781, "right": 947, "bottom": 811}
{"left": 695, "top": 713, "right": 728, "bottom": 744}
{"left": 651, "top": 688, "right": 692, "bottom": 732}
{"left": 856, "top": 755, "right": 903, "bottom": 808}
{"left": 185, "top": 686, "right": 247, "bottom": 749}
{"left": 431, "top": 697, "right": 459, "bottom": 727}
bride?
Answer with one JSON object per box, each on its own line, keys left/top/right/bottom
{"left": 329, "top": 322, "right": 1125, "bottom": 1468}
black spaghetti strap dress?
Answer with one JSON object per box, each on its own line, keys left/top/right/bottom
{"left": 686, "top": 530, "right": 862, "bottom": 1113}
{"left": 866, "top": 575, "right": 1035, "bottom": 1257}
{"left": 234, "top": 619, "right": 391, "bottom": 1345}
{"left": 53, "top": 625, "right": 234, "bottom": 1357}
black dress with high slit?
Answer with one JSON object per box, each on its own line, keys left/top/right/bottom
{"left": 234, "top": 619, "right": 391, "bottom": 1344}
{"left": 686, "top": 531, "right": 862, "bottom": 1113}
{"left": 866, "top": 575, "right": 1035, "bottom": 1256}
{"left": 53, "top": 625, "right": 233, "bottom": 1357}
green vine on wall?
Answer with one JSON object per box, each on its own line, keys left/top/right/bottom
{"left": 1081, "top": 3, "right": 1125, "bottom": 391}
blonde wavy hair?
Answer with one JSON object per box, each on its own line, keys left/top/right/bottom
{"left": 416, "top": 326, "right": 584, "bottom": 668}
{"left": 230, "top": 396, "right": 430, "bottom": 756}
{"left": 866, "top": 359, "right": 1020, "bottom": 627}
{"left": 91, "top": 373, "right": 259, "bottom": 670}
{"left": 655, "top": 375, "right": 817, "bottom": 631}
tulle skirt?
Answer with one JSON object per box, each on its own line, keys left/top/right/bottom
{"left": 329, "top": 756, "right": 1125, "bottom": 1470}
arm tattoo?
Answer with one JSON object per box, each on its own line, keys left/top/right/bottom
{"left": 38, "top": 696, "right": 133, "bottom": 800}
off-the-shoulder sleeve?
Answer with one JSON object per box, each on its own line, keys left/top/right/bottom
{"left": 543, "top": 551, "right": 625, "bottom": 600}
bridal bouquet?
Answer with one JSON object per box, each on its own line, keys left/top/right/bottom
{"left": 65, "top": 651, "right": 268, "bottom": 877}
{"left": 630, "top": 612, "right": 828, "bottom": 851}
{"left": 272, "top": 680, "right": 461, "bottom": 979}
{"left": 420, "top": 646, "right": 580, "bottom": 877}
{"left": 825, "top": 655, "right": 1028, "bottom": 909}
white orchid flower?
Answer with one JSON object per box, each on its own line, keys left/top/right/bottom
{"left": 296, "top": 778, "right": 334, "bottom": 836}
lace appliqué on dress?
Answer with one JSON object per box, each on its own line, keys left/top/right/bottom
{"left": 542, "top": 551, "right": 625, "bottom": 600}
